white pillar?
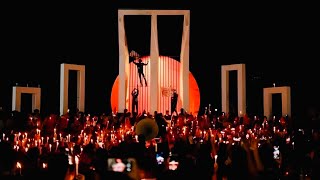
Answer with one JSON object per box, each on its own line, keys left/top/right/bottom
{"left": 12, "top": 86, "right": 41, "bottom": 112}
{"left": 221, "top": 64, "right": 246, "bottom": 116}
{"left": 60, "top": 63, "right": 85, "bottom": 115}
{"left": 263, "top": 86, "right": 291, "bottom": 118}
{"left": 237, "top": 64, "right": 246, "bottom": 116}
{"left": 118, "top": 12, "right": 130, "bottom": 113}
{"left": 150, "top": 13, "right": 160, "bottom": 113}
{"left": 118, "top": 10, "right": 191, "bottom": 113}
{"left": 180, "top": 11, "right": 190, "bottom": 112}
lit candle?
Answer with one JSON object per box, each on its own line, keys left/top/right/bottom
{"left": 56, "top": 141, "right": 59, "bottom": 151}
{"left": 214, "top": 155, "right": 218, "bottom": 163}
{"left": 292, "top": 142, "right": 294, "bottom": 150}
{"left": 155, "top": 143, "right": 158, "bottom": 152}
{"left": 16, "top": 162, "right": 22, "bottom": 175}
{"left": 42, "top": 163, "right": 47, "bottom": 169}
{"left": 49, "top": 144, "right": 52, "bottom": 152}
{"left": 75, "top": 156, "right": 79, "bottom": 176}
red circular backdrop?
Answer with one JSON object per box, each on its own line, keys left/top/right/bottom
{"left": 111, "top": 56, "right": 200, "bottom": 114}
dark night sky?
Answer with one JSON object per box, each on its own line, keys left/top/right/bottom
{"left": 0, "top": 1, "right": 319, "bottom": 118}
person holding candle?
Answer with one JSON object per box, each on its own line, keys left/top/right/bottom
{"left": 44, "top": 153, "right": 85, "bottom": 180}
{"left": 0, "top": 141, "right": 21, "bottom": 179}
{"left": 131, "top": 87, "right": 139, "bottom": 114}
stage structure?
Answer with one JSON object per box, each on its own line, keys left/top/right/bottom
{"left": 221, "top": 64, "right": 246, "bottom": 116}
{"left": 111, "top": 56, "right": 200, "bottom": 114}
{"left": 263, "top": 86, "right": 291, "bottom": 118}
{"left": 118, "top": 10, "right": 190, "bottom": 114}
{"left": 12, "top": 86, "right": 41, "bottom": 112}
{"left": 60, "top": 63, "right": 85, "bottom": 115}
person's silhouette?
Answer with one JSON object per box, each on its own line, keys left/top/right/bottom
{"left": 133, "top": 57, "right": 148, "bottom": 86}
{"left": 131, "top": 88, "right": 139, "bottom": 114}
{"left": 171, "top": 89, "right": 178, "bottom": 115}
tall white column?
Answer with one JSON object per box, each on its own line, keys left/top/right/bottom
{"left": 221, "top": 68, "right": 230, "bottom": 114}
{"left": 77, "top": 69, "right": 85, "bottom": 113}
{"left": 118, "top": 12, "right": 130, "bottom": 113}
{"left": 118, "top": 10, "right": 191, "bottom": 114}
{"left": 180, "top": 11, "right": 190, "bottom": 112}
{"left": 60, "top": 64, "right": 69, "bottom": 115}
{"left": 150, "top": 13, "right": 160, "bottom": 113}
{"left": 237, "top": 64, "right": 246, "bottom": 116}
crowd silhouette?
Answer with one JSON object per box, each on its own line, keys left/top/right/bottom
{"left": 0, "top": 107, "right": 319, "bottom": 180}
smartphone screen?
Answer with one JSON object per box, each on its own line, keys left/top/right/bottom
{"left": 273, "top": 146, "right": 280, "bottom": 160}
{"left": 156, "top": 153, "right": 164, "bottom": 165}
{"left": 107, "top": 158, "right": 132, "bottom": 172}
{"left": 168, "top": 155, "right": 179, "bottom": 170}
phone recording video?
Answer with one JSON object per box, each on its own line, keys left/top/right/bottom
{"left": 273, "top": 146, "right": 280, "bottom": 160}
{"left": 107, "top": 158, "right": 132, "bottom": 172}
{"left": 168, "top": 155, "right": 179, "bottom": 171}
{"left": 156, "top": 153, "right": 165, "bottom": 165}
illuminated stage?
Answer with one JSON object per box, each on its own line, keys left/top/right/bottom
{"left": 111, "top": 55, "right": 200, "bottom": 114}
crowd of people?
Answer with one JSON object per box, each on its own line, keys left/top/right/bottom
{"left": 0, "top": 107, "right": 319, "bottom": 180}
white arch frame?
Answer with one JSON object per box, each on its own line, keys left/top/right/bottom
{"left": 221, "top": 64, "right": 246, "bottom": 116}
{"left": 60, "top": 63, "right": 85, "bottom": 115}
{"left": 12, "top": 86, "right": 41, "bottom": 112}
{"left": 263, "top": 86, "right": 291, "bottom": 118}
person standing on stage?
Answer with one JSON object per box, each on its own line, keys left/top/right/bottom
{"left": 131, "top": 88, "right": 139, "bottom": 114}
{"left": 171, "top": 89, "right": 178, "bottom": 116}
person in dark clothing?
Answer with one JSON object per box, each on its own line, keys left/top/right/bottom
{"left": 133, "top": 57, "right": 148, "bottom": 87}
{"left": 171, "top": 89, "right": 178, "bottom": 116}
{"left": 131, "top": 88, "right": 139, "bottom": 114}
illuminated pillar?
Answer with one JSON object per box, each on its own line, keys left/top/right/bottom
{"left": 150, "top": 13, "right": 160, "bottom": 113}
{"left": 118, "top": 10, "right": 190, "bottom": 113}
{"left": 118, "top": 11, "right": 130, "bottom": 113}
{"left": 180, "top": 11, "right": 190, "bottom": 112}
{"left": 263, "top": 86, "right": 291, "bottom": 118}
{"left": 12, "top": 86, "right": 41, "bottom": 112}
{"left": 221, "top": 64, "right": 246, "bottom": 116}
{"left": 60, "top": 63, "right": 85, "bottom": 115}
